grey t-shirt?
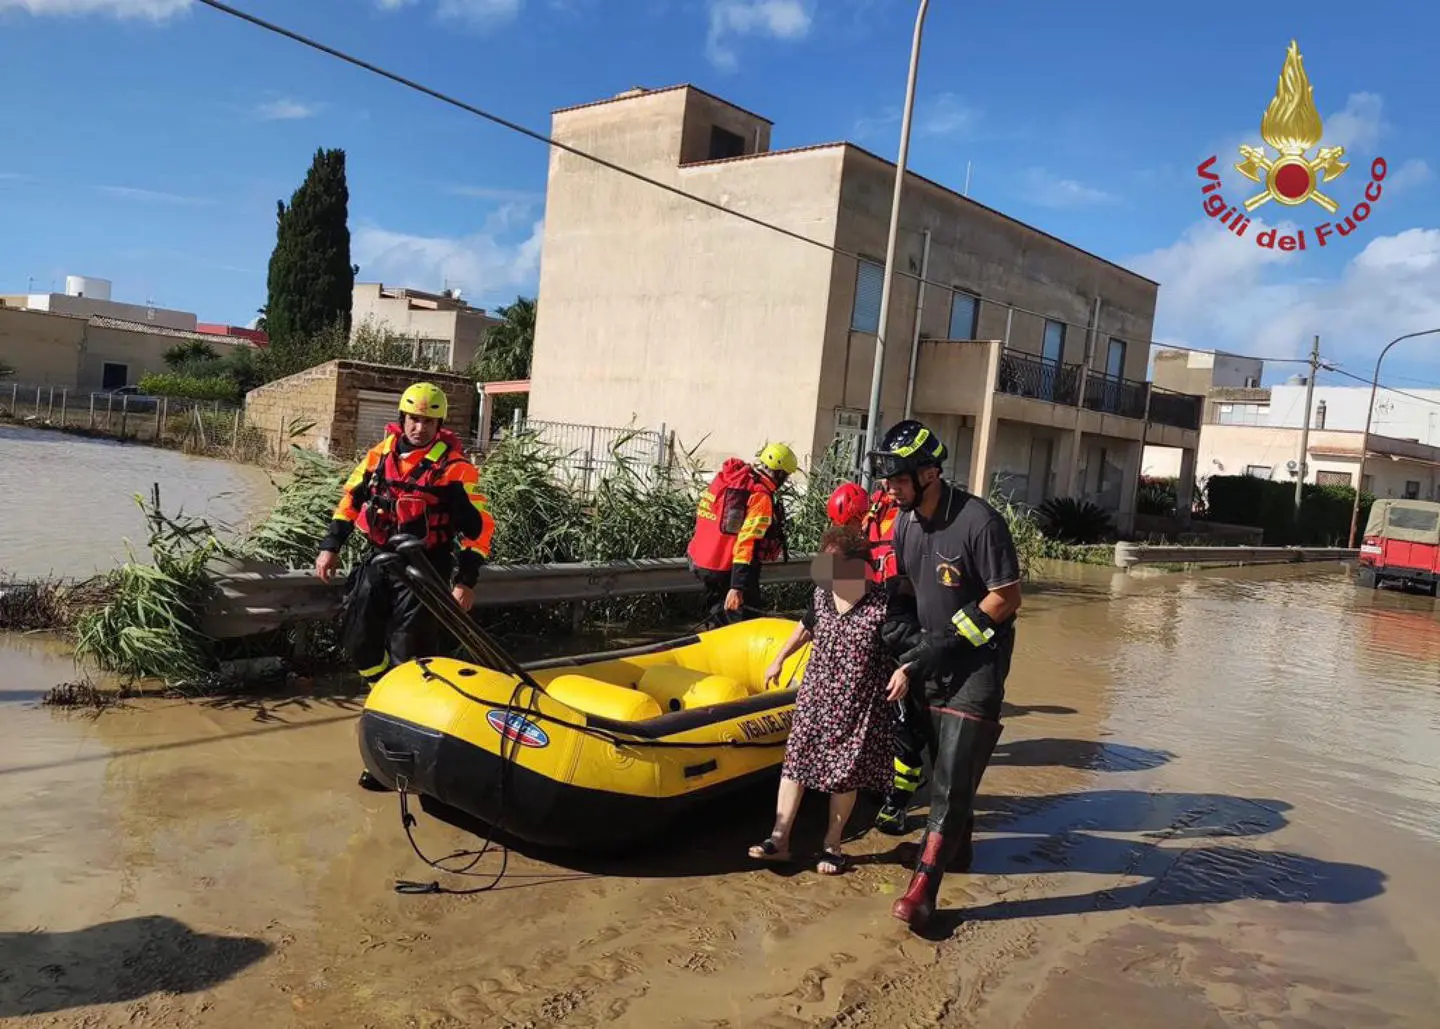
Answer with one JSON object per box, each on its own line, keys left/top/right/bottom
{"left": 893, "top": 481, "right": 1021, "bottom": 640}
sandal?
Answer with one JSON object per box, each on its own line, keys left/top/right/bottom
{"left": 816, "top": 846, "right": 851, "bottom": 875}
{"left": 748, "top": 836, "right": 791, "bottom": 862}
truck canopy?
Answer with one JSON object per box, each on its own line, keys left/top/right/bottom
{"left": 1364, "top": 499, "right": 1440, "bottom": 545}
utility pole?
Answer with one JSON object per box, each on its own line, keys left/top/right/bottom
{"left": 861, "top": 0, "right": 930, "bottom": 488}
{"left": 1294, "top": 334, "right": 1319, "bottom": 514}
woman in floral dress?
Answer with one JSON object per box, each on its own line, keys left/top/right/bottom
{"left": 747, "top": 524, "right": 904, "bottom": 874}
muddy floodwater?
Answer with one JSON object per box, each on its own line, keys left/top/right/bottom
{"left": 0, "top": 426, "right": 277, "bottom": 580}
{"left": 3, "top": 561, "right": 1438, "bottom": 1028}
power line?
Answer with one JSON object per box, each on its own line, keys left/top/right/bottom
{"left": 1321, "top": 366, "right": 1440, "bottom": 410}
{"left": 191, "top": 0, "right": 1322, "bottom": 375}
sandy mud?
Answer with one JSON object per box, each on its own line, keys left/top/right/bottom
{"left": 2, "top": 565, "right": 1438, "bottom": 1027}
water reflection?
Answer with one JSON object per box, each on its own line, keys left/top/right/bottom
{"left": 0, "top": 425, "right": 275, "bottom": 580}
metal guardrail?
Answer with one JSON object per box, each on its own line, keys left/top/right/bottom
{"left": 1114, "top": 543, "right": 1357, "bottom": 569}
{"left": 200, "top": 553, "right": 818, "bottom": 640}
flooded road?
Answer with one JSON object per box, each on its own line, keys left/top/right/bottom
{"left": 2, "top": 564, "right": 1438, "bottom": 1027}
{"left": 0, "top": 426, "right": 276, "bottom": 581}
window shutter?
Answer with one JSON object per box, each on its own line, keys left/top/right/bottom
{"left": 851, "top": 261, "right": 883, "bottom": 334}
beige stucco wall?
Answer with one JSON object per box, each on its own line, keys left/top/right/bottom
{"left": 0, "top": 307, "right": 85, "bottom": 385}
{"left": 527, "top": 87, "right": 843, "bottom": 470}
{"left": 77, "top": 324, "right": 250, "bottom": 391}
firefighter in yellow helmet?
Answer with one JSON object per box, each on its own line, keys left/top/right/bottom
{"left": 313, "top": 382, "right": 497, "bottom": 788}
{"left": 686, "top": 442, "right": 798, "bottom": 626}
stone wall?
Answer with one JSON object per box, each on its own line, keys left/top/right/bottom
{"left": 243, "top": 362, "right": 340, "bottom": 457}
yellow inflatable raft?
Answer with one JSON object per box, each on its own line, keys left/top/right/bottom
{"left": 359, "top": 617, "right": 811, "bottom": 851}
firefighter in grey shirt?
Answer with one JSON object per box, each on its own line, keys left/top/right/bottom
{"left": 869, "top": 419, "right": 1022, "bottom": 931}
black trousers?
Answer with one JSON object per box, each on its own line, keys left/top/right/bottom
{"left": 917, "top": 632, "right": 1013, "bottom": 836}
{"left": 337, "top": 548, "right": 451, "bottom": 681}
{"left": 697, "top": 568, "right": 763, "bottom": 627}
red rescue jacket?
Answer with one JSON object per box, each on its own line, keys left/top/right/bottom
{"left": 863, "top": 488, "right": 900, "bottom": 585}
{"left": 687, "top": 458, "right": 786, "bottom": 574}
{"left": 351, "top": 424, "right": 474, "bottom": 551}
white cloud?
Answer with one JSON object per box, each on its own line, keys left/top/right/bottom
{"left": 1130, "top": 219, "right": 1440, "bottom": 372}
{"left": 853, "top": 92, "right": 981, "bottom": 142}
{"left": 1319, "top": 92, "right": 1386, "bottom": 153}
{"left": 0, "top": 0, "right": 188, "bottom": 17}
{"left": 376, "top": 0, "right": 521, "bottom": 26}
{"left": 1388, "top": 158, "right": 1433, "bottom": 193}
{"left": 254, "top": 99, "right": 320, "bottom": 121}
{"left": 705, "top": 0, "right": 812, "bottom": 71}
{"left": 94, "top": 184, "right": 212, "bottom": 205}
{"left": 1017, "top": 168, "right": 1116, "bottom": 209}
{"left": 352, "top": 206, "right": 543, "bottom": 308}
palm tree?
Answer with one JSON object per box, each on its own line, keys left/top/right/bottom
{"left": 475, "top": 296, "right": 535, "bottom": 382}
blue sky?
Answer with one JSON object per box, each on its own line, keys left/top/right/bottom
{"left": 1, "top": 0, "right": 1436, "bottom": 388}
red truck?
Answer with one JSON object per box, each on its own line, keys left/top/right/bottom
{"left": 1356, "top": 498, "right": 1440, "bottom": 595}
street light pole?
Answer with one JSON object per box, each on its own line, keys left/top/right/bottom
{"left": 1346, "top": 328, "right": 1440, "bottom": 547}
{"left": 861, "top": 0, "right": 930, "bottom": 488}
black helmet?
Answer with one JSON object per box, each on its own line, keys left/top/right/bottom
{"left": 867, "top": 419, "right": 947, "bottom": 479}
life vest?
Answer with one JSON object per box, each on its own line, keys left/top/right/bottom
{"left": 354, "top": 423, "right": 468, "bottom": 551}
{"left": 862, "top": 488, "right": 900, "bottom": 584}
{"left": 687, "top": 458, "right": 786, "bottom": 573}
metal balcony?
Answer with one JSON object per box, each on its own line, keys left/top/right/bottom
{"left": 1147, "top": 387, "right": 1204, "bottom": 431}
{"left": 996, "top": 349, "right": 1081, "bottom": 406}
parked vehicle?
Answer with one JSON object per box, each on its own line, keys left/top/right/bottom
{"left": 1356, "top": 498, "right": 1440, "bottom": 595}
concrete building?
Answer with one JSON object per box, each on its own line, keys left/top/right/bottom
{"left": 0, "top": 306, "right": 255, "bottom": 391}
{"left": 1151, "top": 348, "right": 1263, "bottom": 396}
{"left": 243, "top": 360, "right": 477, "bottom": 461}
{"left": 351, "top": 283, "right": 501, "bottom": 372}
{"left": 1, "top": 275, "right": 197, "bottom": 332}
{"left": 526, "top": 84, "right": 1202, "bottom": 531}
{"left": 1198, "top": 424, "right": 1440, "bottom": 500}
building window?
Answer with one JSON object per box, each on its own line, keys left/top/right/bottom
{"left": 1105, "top": 337, "right": 1127, "bottom": 380}
{"left": 101, "top": 362, "right": 127, "bottom": 390}
{"left": 708, "top": 125, "right": 747, "bottom": 161}
{"left": 1215, "top": 402, "right": 1271, "bottom": 426}
{"left": 833, "top": 408, "right": 869, "bottom": 474}
{"left": 1405, "top": 480, "right": 1421, "bottom": 499}
{"left": 1245, "top": 465, "right": 1272, "bottom": 479}
{"left": 948, "top": 291, "right": 979, "bottom": 340}
{"left": 851, "top": 260, "right": 884, "bottom": 334}
{"left": 417, "top": 338, "right": 451, "bottom": 367}
{"left": 1041, "top": 319, "right": 1065, "bottom": 365}
{"left": 1316, "top": 470, "right": 1351, "bottom": 487}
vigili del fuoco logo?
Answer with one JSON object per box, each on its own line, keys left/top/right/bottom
{"left": 1197, "top": 39, "right": 1389, "bottom": 251}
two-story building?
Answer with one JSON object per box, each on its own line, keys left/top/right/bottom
{"left": 351, "top": 283, "right": 500, "bottom": 372}
{"left": 526, "top": 84, "right": 1202, "bottom": 531}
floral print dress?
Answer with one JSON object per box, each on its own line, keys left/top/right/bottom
{"left": 780, "top": 585, "right": 897, "bottom": 793}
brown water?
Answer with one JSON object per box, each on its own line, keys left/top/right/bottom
{"left": 2, "top": 564, "right": 1438, "bottom": 1027}
{"left": 0, "top": 426, "right": 277, "bottom": 581}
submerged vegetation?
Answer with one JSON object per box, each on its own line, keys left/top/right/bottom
{"left": 2, "top": 430, "right": 1110, "bottom": 692}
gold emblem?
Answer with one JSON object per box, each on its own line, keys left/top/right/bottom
{"left": 1234, "top": 40, "right": 1349, "bottom": 214}
{"left": 935, "top": 561, "right": 961, "bottom": 587}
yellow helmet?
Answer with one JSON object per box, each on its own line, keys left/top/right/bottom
{"left": 755, "top": 441, "right": 799, "bottom": 477}
{"left": 398, "top": 382, "right": 448, "bottom": 421}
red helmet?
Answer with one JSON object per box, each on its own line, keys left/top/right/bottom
{"left": 827, "top": 481, "right": 870, "bottom": 527}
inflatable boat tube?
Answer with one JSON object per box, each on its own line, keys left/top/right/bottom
{"left": 359, "top": 616, "right": 810, "bottom": 851}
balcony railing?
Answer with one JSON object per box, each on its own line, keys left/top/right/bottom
{"left": 1083, "top": 371, "right": 1149, "bottom": 420}
{"left": 992, "top": 347, "right": 1201, "bottom": 429}
{"left": 996, "top": 349, "right": 1081, "bottom": 406}
{"left": 1147, "top": 387, "right": 1204, "bottom": 431}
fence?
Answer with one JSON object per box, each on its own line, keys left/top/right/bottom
{"left": 0, "top": 381, "right": 321, "bottom": 467}
{"left": 476, "top": 416, "right": 678, "bottom": 493}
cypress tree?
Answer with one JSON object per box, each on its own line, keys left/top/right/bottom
{"left": 264, "top": 147, "right": 354, "bottom": 350}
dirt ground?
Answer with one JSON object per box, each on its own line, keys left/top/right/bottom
{"left": 3, "top": 566, "right": 1439, "bottom": 1027}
